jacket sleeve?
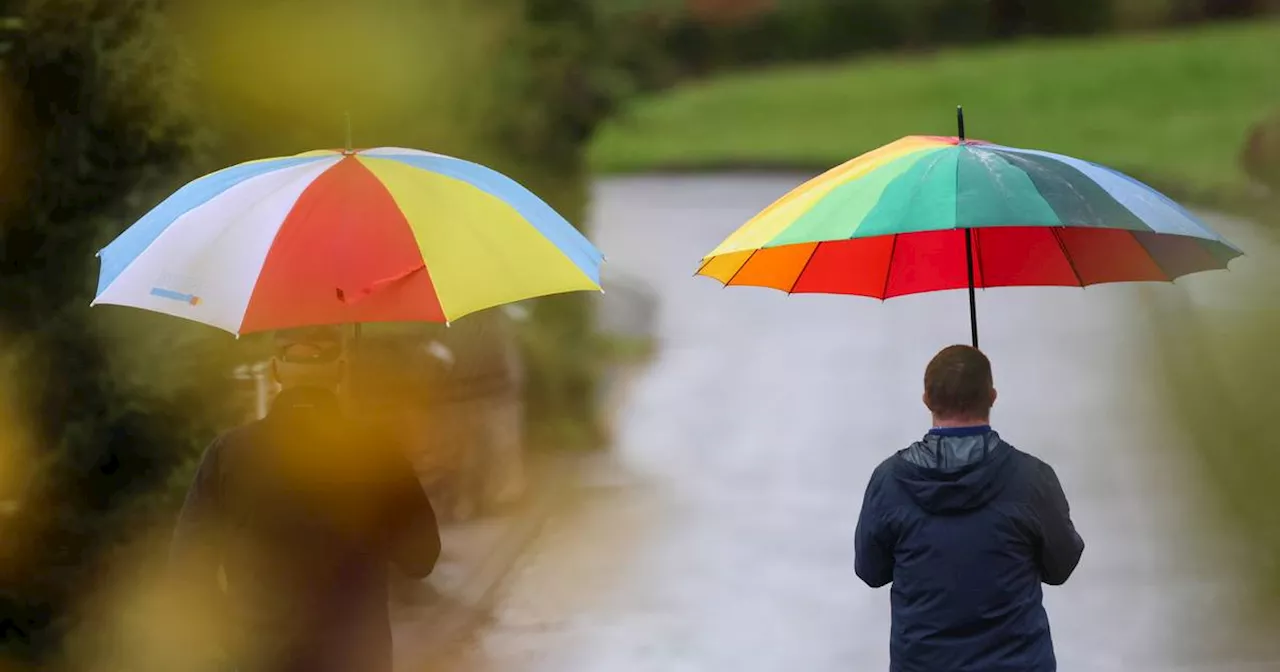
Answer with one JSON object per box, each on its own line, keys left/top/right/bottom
{"left": 1032, "top": 462, "right": 1085, "bottom": 586}
{"left": 381, "top": 437, "right": 442, "bottom": 579}
{"left": 168, "top": 436, "right": 234, "bottom": 647}
{"left": 170, "top": 438, "right": 225, "bottom": 578}
{"left": 855, "top": 465, "right": 895, "bottom": 588}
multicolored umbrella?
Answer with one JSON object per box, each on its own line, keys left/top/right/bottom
{"left": 698, "top": 109, "right": 1242, "bottom": 347}
{"left": 93, "top": 147, "right": 604, "bottom": 335}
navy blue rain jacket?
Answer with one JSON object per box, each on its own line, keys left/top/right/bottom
{"left": 854, "top": 427, "right": 1084, "bottom": 672}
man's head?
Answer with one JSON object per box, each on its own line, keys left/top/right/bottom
{"left": 923, "top": 345, "right": 997, "bottom": 426}
{"left": 271, "top": 326, "right": 346, "bottom": 391}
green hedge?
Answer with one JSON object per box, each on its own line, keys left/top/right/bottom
{"left": 603, "top": 0, "right": 1278, "bottom": 85}
{"left": 1151, "top": 208, "right": 1280, "bottom": 632}
{"left": 1243, "top": 108, "right": 1280, "bottom": 189}
{"left": 0, "top": 0, "right": 242, "bottom": 664}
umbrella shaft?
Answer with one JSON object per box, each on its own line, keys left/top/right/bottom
{"left": 965, "top": 228, "right": 978, "bottom": 349}
{"left": 958, "top": 106, "right": 978, "bottom": 349}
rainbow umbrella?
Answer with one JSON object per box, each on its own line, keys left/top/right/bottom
{"left": 92, "top": 147, "right": 604, "bottom": 335}
{"left": 698, "top": 108, "right": 1242, "bottom": 347}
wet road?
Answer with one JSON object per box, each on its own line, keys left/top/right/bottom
{"left": 437, "top": 175, "right": 1275, "bottom": 671}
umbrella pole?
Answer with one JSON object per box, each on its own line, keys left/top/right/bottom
{"left": 965, "top": 229, "right": 979, "bottom": 349}
{"left": 957, "top": 105, "right": 979, "bottom": 349}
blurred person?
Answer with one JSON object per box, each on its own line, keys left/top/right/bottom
{"left": 854, "top": 345, "right": 1084, "bottom": 672}
{"left": 170, "top": 326, "right": 440, "bottom": 672}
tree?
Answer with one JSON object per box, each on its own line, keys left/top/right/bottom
{"left": 0, "top": 0, "right": 237, "bottom": 664}
{"left": 686, "top": 0, "right": 776, "bottom": 25}
{"left": 0, "top": 0, "right": 636, "bottom": 664}
{"left": 486, "top": 0, "right": 635, "bottom": 449}
{"left": 1243, "top": 109, "right": 1280, "bottom": 192}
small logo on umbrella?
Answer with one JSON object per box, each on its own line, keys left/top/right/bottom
{"left": 150, "top": 287, "right": 202, "bottom": 306}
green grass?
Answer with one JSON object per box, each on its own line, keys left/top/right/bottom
{"left": 591, "top": 20, "right": 1280, "bottom": 196}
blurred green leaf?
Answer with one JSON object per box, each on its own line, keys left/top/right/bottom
{"left": 1151, "top": 200, "right": 1280, "bottom": 631}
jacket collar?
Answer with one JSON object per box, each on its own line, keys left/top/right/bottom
{"left": 928, "top": 424, "right": 992, "bottom": 437}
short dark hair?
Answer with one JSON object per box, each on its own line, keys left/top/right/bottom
{"left": 924, "top": 345, "right": 993, "bottom": 419}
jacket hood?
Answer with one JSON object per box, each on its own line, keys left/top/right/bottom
{"left": 893, "top": 428, "right": 1014, "bottom": 514}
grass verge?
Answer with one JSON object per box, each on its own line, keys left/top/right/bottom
{"left": 592, "top": 19, "right": 1280, "bottom": 211}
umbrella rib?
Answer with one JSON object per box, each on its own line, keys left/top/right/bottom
{"left": 1050, "top": 228, "right": 1086, "bottom": 288}
{"left": 1128, "top": 231, "right": 1175, "bottom": 282}
{"left": 879, "top": 234, "right": 899, "bottom": 300}
{"left": 98, "top": 159, "right": 341, "bottom": 302}
{"left": 786, "top": 243, "right": 821, "bottom": 294}
{"left": 724, "top": 249, "right": 759, "bottom": 287}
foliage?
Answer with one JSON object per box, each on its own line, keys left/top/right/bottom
{"left": 597, "top": 0, "right": 1117, "bottom": 80}
{"left": 1243, "top": 108, "right": 1280, "bottom": 190}
{"left": 1111, "top": 0, "right": 1186, "bottom": 27}
{"left": 170, "top": 0, "right": 631, "bottom": 450}
{"left": 595, "top": 0, "right": 1280, "bottom": 88}
{"left": 1, "top": 0, "right": 631, "bottom": 662}
{"left": 0, "top": 0, "right": 245, "bottom": 664}
{"left": 474, "top": 0, "right": 636, "bottom": 450}
{"left": 591, "top": 19, "right": 1280, "bottom": 199}
{"left": 1149, "top": 208, "right": 1280, "bottom": 634}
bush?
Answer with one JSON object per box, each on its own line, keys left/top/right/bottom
{"left": 478, "top": 0, "right": 636, "bottom": 450}
{"left": 601, "top": 0, "right": 1280, "bottom": 86}
{"left": 9, "top": 0, "right": 639, "bottom": 659}
{"left": 1151, "top": 219, "right": 1280, "bottom": 628}
{"left": 0, "top": 0, "right": 245, "bottom": 664}
{"left": 1111, "top": 0, "right": 1183, "bottom": 27}
{"left": 1243, "top": 109, "right": 1280, "bottom": 191}
{"left": 1, "top": 0, "right": 630, "bottom": 665}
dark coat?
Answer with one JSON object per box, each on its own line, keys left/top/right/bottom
{"left": 171, "top": 387, "right": 441, "bottom": 672}
{"left": 855, "top": 426, "right": 1084, "bottom": 672}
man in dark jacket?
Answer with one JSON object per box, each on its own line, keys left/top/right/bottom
{"left": 855, "top": 345, "right": 1084, "bottom": 672}
{"left": 170, "top": 326, "right": 441, "bottom": 672}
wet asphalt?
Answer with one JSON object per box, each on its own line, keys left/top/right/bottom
{"left": 429, "top": 175, "right": 1277, "bottom": 672}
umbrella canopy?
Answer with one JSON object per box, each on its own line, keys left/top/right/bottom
{"left": 698, "top": 123, "right": 1242, "bottom": 347}
{"left": 93, "top": 147, "right": 604, "bottom": 335}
